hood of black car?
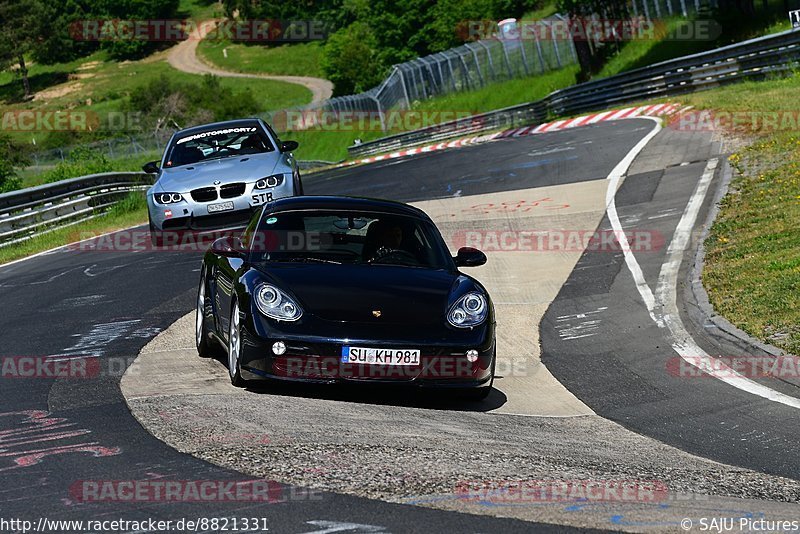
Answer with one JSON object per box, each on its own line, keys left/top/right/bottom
{"left": 256, "top": 264, "right": 459, "bottom": 325}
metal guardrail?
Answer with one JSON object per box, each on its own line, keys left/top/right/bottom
{"left": 349, "top": 27, "right": 800, "bottom": 158}
{"left": 0, "top": 172, "right": 153, "bottom": 248}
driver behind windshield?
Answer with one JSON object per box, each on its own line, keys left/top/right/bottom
{"left": 364, "top": 221, "right": 406, "bottom": 263}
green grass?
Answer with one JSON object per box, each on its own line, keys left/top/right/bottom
{"left": 289, "top": 66, "right": 581, "bottom": 162}
{"left": 197, "top": 40, "right": 325, "bottom": 78}
{"left": 0, "top": 50, "right": 312, "bottom": 146}
{"left": 675, "top": 74, "right": 800, "bottom": 355}
{"left": 0, "top": 193, "right": 148, "bottom": 266}
{"left": 177, "top": 0, "right": 223, "bottom": 20}
{"left": 522, "top": 0, "right": 558, "bottom": 20}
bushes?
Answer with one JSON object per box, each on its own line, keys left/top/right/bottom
{"left": 41, "top": 147, "right": 113, "bottom": 184}
{"left": 128, "top": 74, "right": 260, "bottom": 134}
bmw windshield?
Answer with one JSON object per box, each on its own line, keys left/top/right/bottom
{"left": 164, "top": 124, "right": 275, "bottom": 168}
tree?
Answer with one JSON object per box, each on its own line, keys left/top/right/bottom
{"left": 321, "top": 21, "right": 384, "bottom": 95}
{"left": 0, "top": 134, "right": 28, "bottom": 192}
{"left": 0, "top": 0, "right": 47, "bottom": 100}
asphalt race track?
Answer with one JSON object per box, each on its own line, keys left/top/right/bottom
{"left": 1, "top": 118, "right": 799, "bottom": 532}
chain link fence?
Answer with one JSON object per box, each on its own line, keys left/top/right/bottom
{"left": 279, "top": 16, "right": 577, "bottom": 131}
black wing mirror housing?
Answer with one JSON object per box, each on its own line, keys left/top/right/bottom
{"left": 454, "top": 247, "right": 487, "bottom": 267}
{"left": 211, "top": 236, "right": 246, "bottom": 258}
{"left": 280, "top": 140, "right": 299, "bottom": 152}
{"left": 142, "top": 161, "right": 160, "bottom": 174}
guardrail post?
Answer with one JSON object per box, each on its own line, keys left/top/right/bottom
{"left": 532, "top": 27, "right": 546, "bottom": 72}
{"left": 476, "top": 41, "right": 497, "bottom": 80}
{"left": 445, "top": 53, "right": 459, "bottom": 90}
{"left": 518, "top": 34, "right": 532, "bottom": 75}
{"left": 434, "top": 54, "right": 447, "bottom": 89}
{"left": 370, "top": 95, "right": 386, "bottom": 132}
{"left": 550, "top": 23, "right": 562, "bottom": 68}
{"left": 397, "top": 67, "right": 412, "bottom": 109}
{"left": 499, "top": 39, "right": 514, "bottom": 77}
{"left": 457, "top": 51, "right": 473, "bottom": 88}
{"left": 465, "top": 43, "right": 486, "bottom": 87}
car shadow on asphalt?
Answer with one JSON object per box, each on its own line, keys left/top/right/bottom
{"left": 244, "top": 381, "right": 508, "bottom": 412}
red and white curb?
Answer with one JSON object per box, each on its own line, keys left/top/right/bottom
{"left": 338, "top": 103, "right": 691, "bottom": 169}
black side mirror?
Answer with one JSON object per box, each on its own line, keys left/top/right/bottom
{"left": 211, "top": 236, "right": 246, "bottom": 258}
{"left": 454, "top": 247, "right": 487, "bottom": 267}
{"left": 142, "top": 161, "right": 160, "bottom": 174}
{"left": 280, "top": 140, "right": 299, "bottom": 152}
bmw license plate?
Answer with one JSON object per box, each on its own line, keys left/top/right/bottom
{"left": 341, "top": 346, "right": 420, "bottom": 366}
{"left": 207, "top": 201, "right": 234, "bottom": 213}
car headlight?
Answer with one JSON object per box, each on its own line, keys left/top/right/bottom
{"left": 154, "top": 192, "right": 183, "bottom": 204}
{"left": 255, "top": 174, "right": 284, "bottom": 189}
{"left": 447, "top": 292, "right": 488, "bottom": 328}
{"left": 254, "top": 283, "right": 302, "bottom": 321}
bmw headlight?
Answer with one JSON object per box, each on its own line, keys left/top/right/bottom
{"left": 154, "top": 192, "right": 183, "bottom": 204}
{"left": 254, "top": 283, "right": 302, "bottom": 321}
{"left": 447, "top": 292, "right": 487, "bottom": 328}
{"left": 255, "top": 174, "right": 284, "bottom": 189}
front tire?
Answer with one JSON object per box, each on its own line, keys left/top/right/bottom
{"left": 462, "top": 350, "right": 496, "bottom": 401}
{"left": 149, "top": 220, "right": 164, "bottom": 247}
{"left": 195, "top": 272, "right": 218, "bottom": 358}
{"left": 228, "top": 300, "right": 247, "bottom": 387}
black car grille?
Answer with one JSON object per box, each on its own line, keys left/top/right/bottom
{"left": 220, "top": 182, "right": 246, "bottom": 199}
{"left": 191, "top": 187, "right": 217, "bottom": 203}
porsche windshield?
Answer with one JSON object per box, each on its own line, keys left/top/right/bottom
{"left": 164, "top": 125, "right": 274, "bottom": 167}
{"left": 247, "top": 211, "right": 454, "bottom": 269}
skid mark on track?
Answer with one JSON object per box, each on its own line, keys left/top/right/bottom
{"left": 0, "top": 411, "right": 120, "bottom": 474}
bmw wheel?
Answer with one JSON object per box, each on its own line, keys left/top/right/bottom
{"left": 228, "top": 300, "right": 246, "bottom": 387}
{"left": 149, "top": 219, "right": 164, "bottom": 248}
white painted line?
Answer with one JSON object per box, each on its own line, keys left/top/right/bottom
{"left": 655, "top": 160, "right": 800, "bottom": 409}
{"left": 604, "top": 117, "right": 663, "bottom": 323}
{"left": 605, "top": 125, "right": 800, "bottom": 410}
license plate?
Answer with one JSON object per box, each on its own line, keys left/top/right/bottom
{"left": 207, "top": 201, "right": 234, "bottom": 213}
{"left": 341, "top": 346, "right": 420, "bottom": 366}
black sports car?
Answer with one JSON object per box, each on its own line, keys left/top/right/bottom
{"left": 196, "top": 196, "right": 496, "bottom": 400}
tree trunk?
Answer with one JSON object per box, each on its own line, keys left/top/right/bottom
{"left": 17, "top": 54, "right": 31, "bottom": 100}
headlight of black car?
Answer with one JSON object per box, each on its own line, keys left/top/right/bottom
{"left": 254, "top": 283, "right": 303, "bottom": 321}
{"left": 447, "top": 292, "right": 488, "bottom": 328}
{"left": 154, "top": 193, "right": 184, "bottom": 204}
{"left": 255, "top": 174, "right": 285, "bottom": 189}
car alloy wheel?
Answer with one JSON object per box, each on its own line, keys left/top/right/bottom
{"left": 228, "top": 300, "right": 246, "bottom": 387}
